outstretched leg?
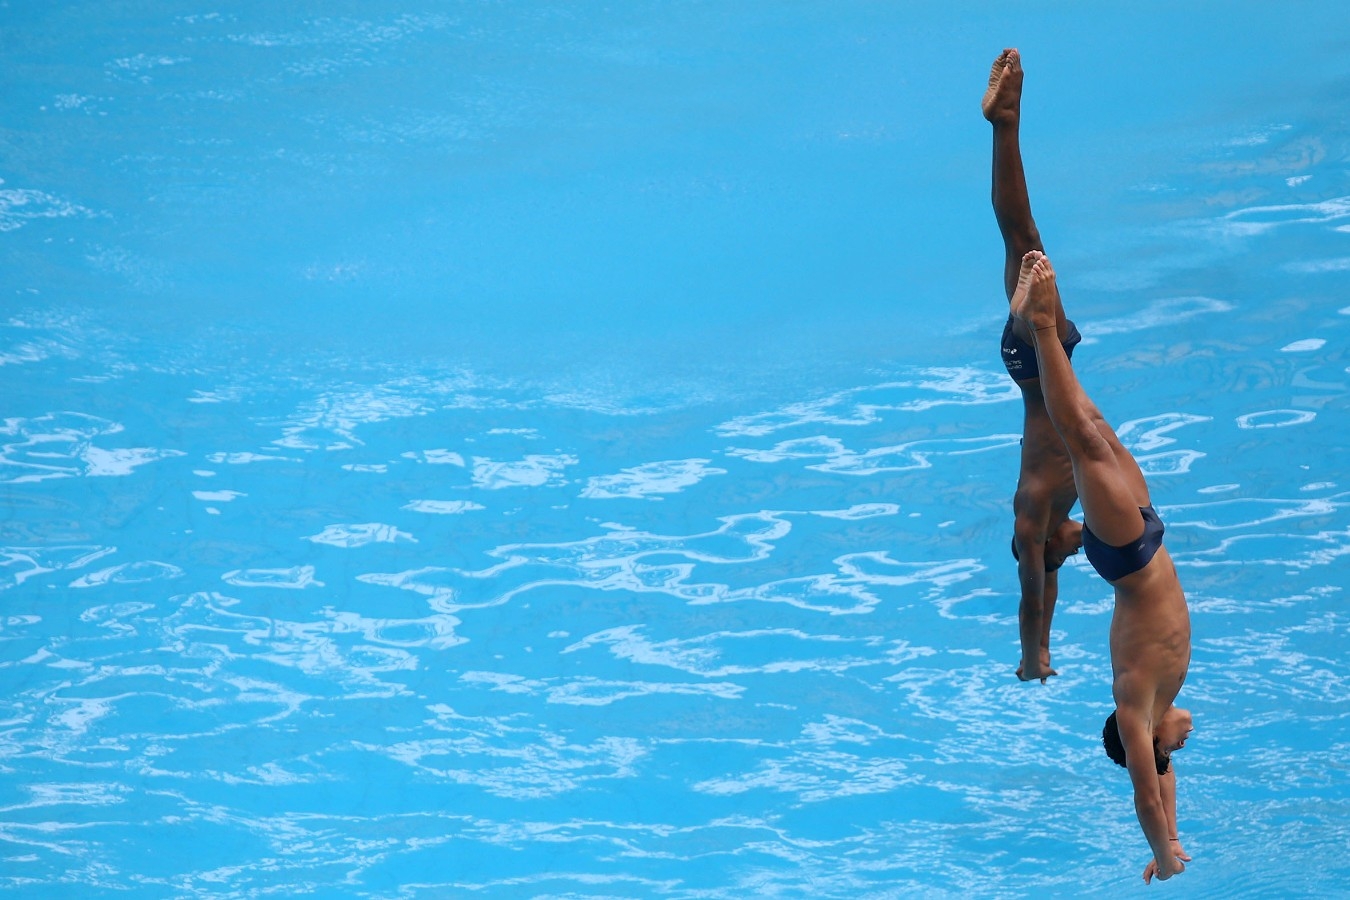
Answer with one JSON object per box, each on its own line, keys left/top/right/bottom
{"left": 1011, "top": 252, "right": 1151, "bottom": 544}
{"left": 984, "top": 50, "right": 1068, "bottom": 340}
{"left": 988, "top": 50, "right": 1078, "bottom": 681}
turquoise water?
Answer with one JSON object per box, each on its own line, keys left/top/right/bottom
{"left": 3, "top": 3, "right": 1350, "bottom": 897}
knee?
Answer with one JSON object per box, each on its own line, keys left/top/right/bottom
{"left": 1061, "top": 413, "right": 1114, "bottom": 462}
{"left": 1003, "top": 225, "right": 1043, "bottom": 257}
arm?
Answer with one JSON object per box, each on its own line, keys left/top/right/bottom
{"left": 1143, "top": 765, "right": 1192, "bottom": 882}
{"left": 1014, "top": 529, "right": 1055, "bottom": 681}
{"left": 1161, "top": 766, "right": 1192, "bottom": 859}
{"left": 1119, "top": 711, "right": 1183, "bottom": 880}
{"left": 1041, "top": 567, "right": 1060, "bottom": 656}
{"left": 1160, "top": 766, "right": 1180, "bottom": 846}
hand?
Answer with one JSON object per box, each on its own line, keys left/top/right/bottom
{"left": 1142, "top": 854, "right": 1185, "bottom": 884}
{"left": 1016, "top": 653, "right": 1057, "bottom": 683}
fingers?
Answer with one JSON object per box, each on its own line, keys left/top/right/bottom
{"left": 1015, "top": 663, "right": 1057, "bottom": 682}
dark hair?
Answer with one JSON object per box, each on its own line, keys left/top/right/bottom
{"left": 1102, "top": 711, "right": 1170, "bottom": 775}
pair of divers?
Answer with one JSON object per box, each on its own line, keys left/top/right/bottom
{"left": 983, "top": 49, "right": 1193, "bottom": 883}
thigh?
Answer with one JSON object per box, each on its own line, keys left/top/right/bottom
{"left": 1070, "top": 419, "right": 1153, "bottom": 546}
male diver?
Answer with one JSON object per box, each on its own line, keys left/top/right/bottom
{"left": 1010, "top": 249, "right": 1194, "bottom": 883}
{"left": 982, "top": 48, "right": 1083, "bottom": 682}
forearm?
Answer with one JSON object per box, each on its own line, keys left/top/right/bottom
{"left": 1121, "top": 714, "right": 1183, "bottom": 879}
{"left": 1015, "top": 547, "right": 1047, "bottom": 661}
{"left": 1135, "top": 794, "right": 1175, "bottom": 867}
{"left": 1040, "top": 568, "right": 1059, "bottom": 650}
{"left": 1160, "top": 767, "right": 1179, "bottom": 840}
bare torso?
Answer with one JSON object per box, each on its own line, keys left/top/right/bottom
{"left": 1109, "top": 547, "right": 1192, "bottom": 722}
{"left": 1013, "top": 383, "right": 1077, "bottom": 537}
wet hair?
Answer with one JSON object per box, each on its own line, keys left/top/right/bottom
{"left": 1102, "top": 711, "right": 1171, "bottom": 775}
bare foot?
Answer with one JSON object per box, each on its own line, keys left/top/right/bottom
{"left": 981, "top": 48, "right": 1022, "bottom": 124}
{"left": 1010, "top": 250, "right": 1058, "bottom": 331}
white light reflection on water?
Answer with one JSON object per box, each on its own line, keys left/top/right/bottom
{"left": 5, "top": 318, "right": 1347, "bottom": 895}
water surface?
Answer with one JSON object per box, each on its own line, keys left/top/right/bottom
{"left": 3, "top": 3, "right": 1350, "bottom": 897}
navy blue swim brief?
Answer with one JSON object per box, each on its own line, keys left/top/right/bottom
{"left": 1000, "top": 315, "right": 1082, "bottom": 382}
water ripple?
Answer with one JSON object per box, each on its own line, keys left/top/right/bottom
{"left": 715, "top": 368, "right": 1017, "bottom": 438}
{"left": 305, "top": 523, "right": 416, "bottom": 548}
{"left": 220, "top": 566, "right": 323, "bottom": 589}
{"left": 69, "top": 561, "right": 184, "bottom": 588}
{"left": 581, "top": 458, "right": 727, "bottom": 499}
{"left": 472, "top": 453, "right": 577, "bottom": 489}
{"left": 1, "top": 545, "right": 115, "bottom": 590}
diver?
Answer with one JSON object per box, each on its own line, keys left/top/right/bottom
{"left": 982, "top": 48, "right": 1083, "bottom": 682}
{"left": 1010, "top": 248, "right": 1194, "bottom": 883}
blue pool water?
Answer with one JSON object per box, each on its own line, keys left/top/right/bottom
{"left": 3, "top": 3, "right": 1350, "bottom": 897}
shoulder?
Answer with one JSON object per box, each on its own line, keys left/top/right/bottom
{"left": 1111, "top": 675, "right": 1153, "bottom": 725}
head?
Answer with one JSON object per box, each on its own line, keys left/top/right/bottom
{"left": 1010, "top": 519, "right": 1083, "bottom": 572}
{"left": 1102, "top": 707, "right": 1194, "bottom": 775}
{"left": 1044, "top": 519, "right": 1083, "bottom": 572}
{"left": 1156, "top": 706, "right": 1195, "bottom": 754}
